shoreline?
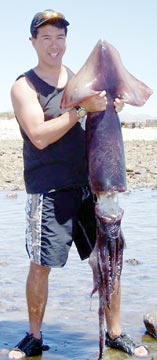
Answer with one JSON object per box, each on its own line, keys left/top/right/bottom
{"left": 0, "top": 119, "right": 157, "bottom": 191}
{"left": 1, "top": 118, "right": 157, "bottom": 141}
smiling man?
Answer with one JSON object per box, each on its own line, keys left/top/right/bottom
{"left": 8, "top": 9, "right": 148, "bottom": 359}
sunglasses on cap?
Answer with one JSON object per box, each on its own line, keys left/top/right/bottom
{"left": 30, "top": 9, "right": 70, "bottom": 36}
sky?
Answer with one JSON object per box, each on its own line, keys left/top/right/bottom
{"left": 1, "top": 0, "right": 157, "bottom": 116}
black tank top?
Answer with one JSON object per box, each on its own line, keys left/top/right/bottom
{"left": 18, "top": 68, "right": 88, "bottom": 193}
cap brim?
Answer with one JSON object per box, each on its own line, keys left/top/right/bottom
{"left": 36, "top": 17, "right": 70, "bottom": 28}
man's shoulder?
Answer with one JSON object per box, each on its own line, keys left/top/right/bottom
{"left": 16, "top": 69, "right": 32, "bottom": 81}
{"left": 12, "top": 70, "right": 35, "bottom": 96}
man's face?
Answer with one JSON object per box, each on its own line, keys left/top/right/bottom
{"left": 31, "top": 24, "right": 67, "bottom": 67}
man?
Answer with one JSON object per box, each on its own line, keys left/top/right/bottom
{"left": 9, "top": 9, "right": 148, "bottom": 359}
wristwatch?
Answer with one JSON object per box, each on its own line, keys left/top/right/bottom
{"left": 75, "top": 106, "right": 87, "bottom": 118}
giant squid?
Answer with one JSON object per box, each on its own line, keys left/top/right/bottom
{"left": 61, "top": 39, "right": 153, "bottom": 359}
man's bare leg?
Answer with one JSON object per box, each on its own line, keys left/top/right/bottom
{"left": 9, "top": 262, "right": 51, "bottom": 359}
{"left": 105, "top": 278, "right": 121, "bottom": 338}
{"left": 105, "top": 279, "right": 148, "bottom": 357}
{"left": 26, "top": 262, "right": 51, "bottom": 338}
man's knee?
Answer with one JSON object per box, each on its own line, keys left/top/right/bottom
{"left": 29, "top": 262, "right": 51, "bottom": 279}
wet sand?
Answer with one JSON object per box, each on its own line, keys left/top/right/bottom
{"left": 0, "top": 190, "right": 157, "bottom": 359}
{"left": 0, "top": 120, "right": 157, "bottom": 359}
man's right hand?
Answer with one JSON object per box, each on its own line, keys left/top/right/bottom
{"left": 79, "top": 90, "right": 107, "bottom": 113}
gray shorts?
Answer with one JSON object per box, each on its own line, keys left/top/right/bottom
{"left": 25, "top": 187, "right": 96, "bottom": 267}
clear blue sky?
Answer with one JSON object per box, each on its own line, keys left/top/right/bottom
{"left": 1, "top": 0, "right": 157, "bottom": 116}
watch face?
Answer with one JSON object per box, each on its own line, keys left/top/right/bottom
{"left": 79, "top": 109, "right": 86, "bottom": 117}
{"left": 75, "top": 106, "right": 87, "bottom": 118}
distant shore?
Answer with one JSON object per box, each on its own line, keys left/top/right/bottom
{"left": 0, "top": 118, "right": 157, "bottom": 191}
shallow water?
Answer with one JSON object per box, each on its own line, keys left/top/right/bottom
{"left": 0, "top": 189, "right": 157, "bottom": 359}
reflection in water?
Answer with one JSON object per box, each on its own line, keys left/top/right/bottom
{"left": 0, "top": 189, "right": 157, "bottom": 359}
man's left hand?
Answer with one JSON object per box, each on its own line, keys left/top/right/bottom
{"left": 114, "top": 98, "right": 125, "bottom": 113}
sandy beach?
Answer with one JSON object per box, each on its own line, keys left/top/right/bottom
{"left": 0, "top": 118, "right": 157, "bottom": 191}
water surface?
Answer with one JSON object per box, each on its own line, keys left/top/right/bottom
{"left": 0, "top": 189, "right": 157, "bottom": 359}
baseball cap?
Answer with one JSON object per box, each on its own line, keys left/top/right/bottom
{"left": 30, "top": 9, "right": 70, "bottom": 36}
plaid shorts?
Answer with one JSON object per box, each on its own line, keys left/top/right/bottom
{"left": 25, "top": 187, "right": 96, "bottom": 267}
